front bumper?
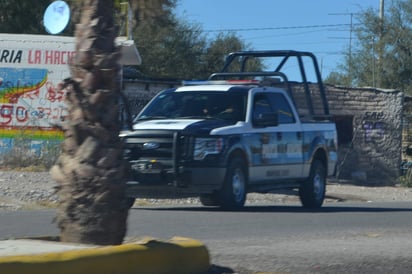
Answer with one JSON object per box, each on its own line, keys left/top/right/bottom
{"left": 126, "top": 166, "right": 226, "bottom": 198}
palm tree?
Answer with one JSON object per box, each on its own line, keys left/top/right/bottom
{"left": 50, "top": 0, "right": 129, "bottom": 245}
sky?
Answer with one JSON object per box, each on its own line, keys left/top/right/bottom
{"left": 175, "top": 0, "right": 383, "bottom": 78}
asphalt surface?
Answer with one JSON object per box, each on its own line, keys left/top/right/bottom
{"left": 2, "top": 201, "right": 412, "bottom": 273}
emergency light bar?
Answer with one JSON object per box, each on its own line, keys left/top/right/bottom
{"left": 182, "top": 79, "right": 260, "bottom": 86}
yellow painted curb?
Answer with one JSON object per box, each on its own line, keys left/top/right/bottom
{"left": 0, "top": 236, "right": 210, "bottom": 274}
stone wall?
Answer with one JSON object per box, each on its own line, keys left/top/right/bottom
{"left": 122, "top": 79, "right": 404, "bottom": 185}
{"left": 326, "top": 86, "right": 403, "bottom": 185}
{"left": 287, "top": 83, "right": 403, "bottom": 184}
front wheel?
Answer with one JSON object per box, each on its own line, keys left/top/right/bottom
{"left": 218, "top": 157, "right": 247, "bottom": 210}
{"left": 299, "top": 160, "right": 326, "bottom": 209}
{"left": 199, "top": 194, "right": 220, "bottom": 206}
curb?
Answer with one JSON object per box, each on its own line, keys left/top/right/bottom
{"left": 0, "top": 236, "right": 210, "bottom": 274}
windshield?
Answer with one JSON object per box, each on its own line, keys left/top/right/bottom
{"left": 136, "top": 90, "right": 247, "bottom": 122}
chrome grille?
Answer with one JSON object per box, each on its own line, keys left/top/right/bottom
{"left": 123, "top": 130, "right": 193, "bottom": 162}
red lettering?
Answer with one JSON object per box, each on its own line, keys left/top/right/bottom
{"left": 45, "top": 50, "right": 53, "bottom": 64}
{"left": 54, "top": 51, "right": 61, "bottom": 64}
{"left": 60, "top": 51, "right": 67, "bottom": 64}
{"left": 34, "top": 50, "right": 41, "bottom": 64}
{"left": 28, "top": 50, "right": 41, "bottom": 64}
{"left": 0, "top": 105, "right": 13, "bottom": 125}
{"left": 52, "top": 108, "right": 60, "bottom": 120}
{"left": 28, "top": 50, "right": 34, "bottom": 64}
{"left": 16, "top": 106, "right": 28, "bottom": 122}
{"left": 68, "top": 51, "right": 75, "bottom": 64}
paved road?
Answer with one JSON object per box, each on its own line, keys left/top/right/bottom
{"left": 2, "top": 201, "right": 412, "bottom": 273}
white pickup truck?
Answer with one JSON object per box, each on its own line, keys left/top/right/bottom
{"left": 121, "top": 50, "right": 338, "bottom": 209}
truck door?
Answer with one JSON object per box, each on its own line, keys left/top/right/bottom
{"left": 248, "top": 92, "right": 304, "bottom": 183}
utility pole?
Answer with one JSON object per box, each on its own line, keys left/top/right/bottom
{"left": 348, "top": 13, "right": 353, "bottom": 86}
{"left": 377, "top": 0, "right": 385, "bottom": 87}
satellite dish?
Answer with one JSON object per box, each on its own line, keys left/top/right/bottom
{"left": 43, "top": 1, "right": 70, "bottom": 34}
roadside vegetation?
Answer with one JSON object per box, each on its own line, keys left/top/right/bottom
{"left": 324, "top": 0, "right": 412, "bottom": 95}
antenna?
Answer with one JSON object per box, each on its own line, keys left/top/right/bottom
{"left": 43, "top": 1, "right": 70, "bottom": 35}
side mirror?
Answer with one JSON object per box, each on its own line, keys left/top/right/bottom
{"left": 253, "top": 112, "right": 278, "bottom": 127}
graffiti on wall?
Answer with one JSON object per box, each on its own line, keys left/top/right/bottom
{"left": 362, "top": 111, "right": 385, "bottom": 142}
{"left": 0, "top": 67, "right": 67, "bottom": 153}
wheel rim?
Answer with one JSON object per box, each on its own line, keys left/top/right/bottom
{"left": 232, "top": 168, "right": 245, "bottom": 203}
{"left": 313, "top": 172, "right": 325, "bottom": 200}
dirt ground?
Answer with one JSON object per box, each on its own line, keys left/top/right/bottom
{"left": 1, "top": 171, "right": 412, "bottom": 211}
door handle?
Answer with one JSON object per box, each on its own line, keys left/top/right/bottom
{"left": 277, "top": 132, "right": 282, "bottom": 141}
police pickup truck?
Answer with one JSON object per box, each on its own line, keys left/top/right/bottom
{"left": 121, "top": 50, "right": 338, "bottom": 209}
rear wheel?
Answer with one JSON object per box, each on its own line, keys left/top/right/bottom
{"left": 299, "top": 160, "right": 326, "bottom": 209}
{"left": 218, "top": 157, "right": 247, "bottom": 210}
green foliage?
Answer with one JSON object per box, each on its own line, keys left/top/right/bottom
{"left": 326, "top": 0, "right": 412, "bottom": 94}
{"left": 134, "top": 21, "right": 253, "bottom": 79}
{"left": 0, "top": 0, "right": 51, "bottom": 34}
{"left": 203, "top": 33, "right": 256, "bottom": 75}
{"left": 324, "top": 71, "right": 351, "bottom": 86}
{"left": 133, "top": 19, "right": 207, "bottom": 79}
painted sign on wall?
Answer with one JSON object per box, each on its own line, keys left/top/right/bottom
{"left": 362, "top": 111, "right": 386, "bottom": 143}
{"left": 0, "top": 34, "right": 75, "bottom": 154}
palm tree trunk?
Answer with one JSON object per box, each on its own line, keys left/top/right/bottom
{"left": 50, "top": 0, "right": 129, "bottom": 245}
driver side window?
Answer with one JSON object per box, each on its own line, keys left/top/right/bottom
{"left": 253, "top": 93, "right": 273, "bottom": 124}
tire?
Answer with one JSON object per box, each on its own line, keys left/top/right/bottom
{"left": 199, "top": 194, "right": 220, "bottom": 206}
{"left": 218, "top": 157, "right": 247, "bottom": 210}
{"left": 299, "top": 160, "right": 326, "bottom": 209}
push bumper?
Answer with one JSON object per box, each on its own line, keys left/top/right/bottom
{"left": 126, "top": 166, "right": 227, "bottom": 198}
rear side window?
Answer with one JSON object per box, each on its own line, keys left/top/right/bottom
{"left": 268, "top": 93, "right": 295, "bottom": 124}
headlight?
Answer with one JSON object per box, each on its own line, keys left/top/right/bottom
{"left": 193, "top": 137, "right": 223, "bottom": 160}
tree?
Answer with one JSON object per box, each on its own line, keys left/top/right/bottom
{"left": 201, "top": 32, "right": 256, "bottom": 77}
{"left": 50, "top": 0, "right": 129, "bottom": 245}
{"left": 128, "top": 0, "right": 176, "bottom": 25}
{"left": 0, "top": 0, "right": 50, "bottom": 34}
{"left": 380, "top": 0, "right": 412, "bottom": 94}
{"left": 325, "top": 0, "right": 412, "bottom": 94}
{"left": 133, "top": 19, "right": 207, "bottom": 79}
